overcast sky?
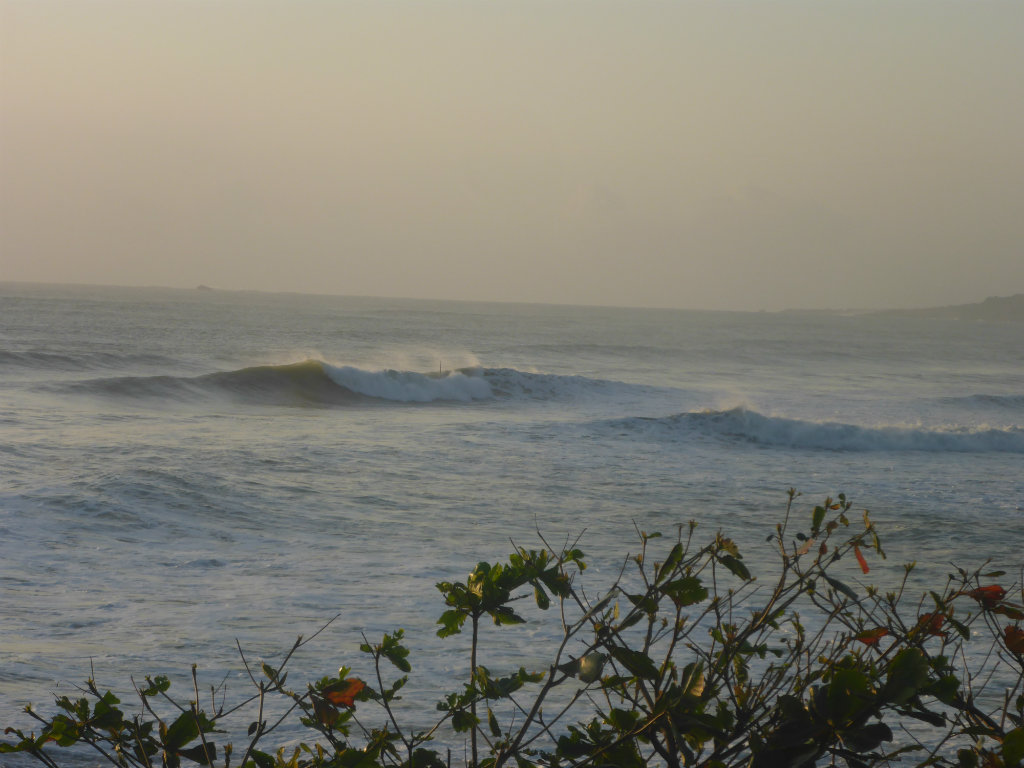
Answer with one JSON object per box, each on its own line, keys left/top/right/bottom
{"left": 2, "top": 1, "right": 1022, "bottom": 311}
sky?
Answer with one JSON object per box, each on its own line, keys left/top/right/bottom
{"left": 1, "top": 1, "right": 1022, "bottom": 311}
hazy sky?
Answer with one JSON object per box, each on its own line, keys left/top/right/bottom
{"left": 2, "top": 1, "right": 1022, "bottom": 311}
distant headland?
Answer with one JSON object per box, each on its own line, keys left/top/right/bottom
{"left": 781, "top": 294, "right": 1024, "bottom": 322}
{"left": 874, "top": 293, "right": 1024, "bottom": 322}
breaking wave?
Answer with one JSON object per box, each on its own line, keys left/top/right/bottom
{"left": 57, "top": 360, "right": 492, "bottom": 406}
{"left": 613, "top": 407, "right": 1024, "bottom": 453}
{"left": 484, "top": 367, "right": 663, "bottom": 401}
{"left": 53, "top": 361, "right": 661, "bottom": 407}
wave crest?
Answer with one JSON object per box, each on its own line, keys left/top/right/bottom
{"left": 618, "top": 407, "right": 1024, "bottom": 453}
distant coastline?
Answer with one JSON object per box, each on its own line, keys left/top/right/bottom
{"left": 781, "top": 294, "right": 1024, "bottom": 322}
{"left": 2, "top": 280, "right": 1022, "bottom": 319}
{"left": 874, "top": 293, "right": 1024, "bottom": 322}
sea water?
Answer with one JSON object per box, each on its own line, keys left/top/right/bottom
{"left": 1, "top": 282, "right": 1022, "bottom": 764}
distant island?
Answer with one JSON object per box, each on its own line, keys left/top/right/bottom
{"left": 876, "top": 293, "right": 1024, "bottom": 323}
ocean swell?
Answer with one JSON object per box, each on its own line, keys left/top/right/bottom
{"left": 617, "top": 407, "right": 1024, "bottom": 453}
{"left": 939, "top": 393, "right": 1024, "bottom": 410}
{"left": 0, "top": 349, "right": 176, "bottom": 371}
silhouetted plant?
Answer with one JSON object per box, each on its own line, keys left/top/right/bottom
{"left": 4, "top": 490, "right": 1023, "bottom": 767}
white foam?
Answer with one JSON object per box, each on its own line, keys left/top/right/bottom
{"left": 323, "top": 365, "right": 494, "bottom": 402}
{"left": 483, "top": 367, "right": 665, "bottom": 403}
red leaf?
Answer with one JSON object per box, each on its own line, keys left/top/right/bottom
{"left": 323, "top": 678, "right": 365, "bottom": 708}
{"left": 968, "top": 585, "right": 1007, "bottom": 609}
{"left": 854, "top": 545, "right": 869, "bottom": 574}
{"left": 856, "top": 627, "right": 889, "bottom": 646}
{"left": 1005, "top": 625, "right": 1024, "bottom": 655}
{"left": 916, "top": 612, "right": 947, "bottom": 637}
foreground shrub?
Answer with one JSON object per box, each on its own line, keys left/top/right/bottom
{"left": 4, "top": 490, "right": 1023, "bottom": 767}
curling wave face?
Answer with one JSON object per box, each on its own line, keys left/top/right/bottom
{"left": 612, "top": 407, "right": 1024, "bottom": 453}
{"left": 56, "top": 360, "right": 493, "bottom": 406}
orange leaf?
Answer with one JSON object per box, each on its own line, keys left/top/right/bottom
{"left": 968, "top": 585, "right": 1007, "bottom": 609}
{"left": 323, "top": 678, "right": 365, "bottom": 708}
{"left": 313, "top": 697, "right": 340, "bottom": 726}
{"left": 854, "top": 545, "right": 869, "bottom": 574}
{"left": 856, "top": 627, "right": 889, "bottom": 646}
{"left": 1005, "top": 625, "right": 1024, "bottom": 655}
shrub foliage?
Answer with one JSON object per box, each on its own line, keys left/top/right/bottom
{"left": 4, "top": 491, "right": 1024, "bottom": 767}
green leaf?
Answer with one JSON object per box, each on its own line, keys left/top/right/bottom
{"left": 490, "top": 605, "right": 526, "bottom": 626}
{"left": 534, "top": 584, "right": 550, "bottom": 610}
{"left": 249, "top": 750, "right": 275, "bottom": 768}
{"left": 1004, "top": 726, "right": 1024, "bottom": 766}
{"left": 178, "top": 743, "right": 218, "bottom": 765}
{"left": 661, "top": 576, "right": 708, "bottom": 607}
{"left": 947, "top": 617, "right": 971, "bottom": 640}
{"left": 656, "top": 543, "right": 684, "bottom": 583}
{"left": 488, "top": 708, "right": 500, "bottom": 737}
{"left": 451, "top": 709, "right": 478, "bottom": 733}
{"left": 141, "top": 675, "right": 171, "bottom": 696}
{"left": 719, "top": 555, "right": 751, "bottom": 581}
{"left": 842, "top": 722, "right": 892, "bottom": 752}
{"left": 577, "top": 653, "right": 607, "bottom": 684}
{"left": 929, "top": 674, "right": 960, "bottom": 705}
{"left": 823, "top": 575, "right": 858, "bottom": 601}
{"left": 164, "top": 711, "right": 200, "bottom": 751}
{"left": 380, "top": 630, "right": 412, "bottom": 673}
{"left": 607, "top": 707, "right": 640, "bottom": 731}
{"left": 812, "top": 505, "right": 826, "bottom": 532}
{"left": 618, "top": 610, "right": 645, "bottom": 630}
{"left": 903, "top": 708, "right": 946, "bottom": 727}
{"left": 609, "top": 646, "right": 660, "bottom": 680}
{"left": 884, "top": 648, "right": 931, "bottom": 705}
{"left": 679, "top": 661, "right": 705, "bottom": 697}
{"left": 436, "top": 609, "right": 466, "bottom": 638}
{"left": 625, "top": 592, "right": 659, "bottom": 614}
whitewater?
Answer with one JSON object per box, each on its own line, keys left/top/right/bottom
{"left": 1, "top": 283, "right": 1022, "bottom": 764}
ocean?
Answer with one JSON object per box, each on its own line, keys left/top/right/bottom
{"left": 1, "top": 282, "right": 1022, "bottom": 765}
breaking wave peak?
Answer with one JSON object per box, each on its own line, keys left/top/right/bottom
{"left": 324, "top": 364, "right": 492, "bottom": 402}
{"left": 624, "top": 407, "right": 1024, "bottom": 453}
{"left": 63, "top": 360, "right": 495, "bottom": 406}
